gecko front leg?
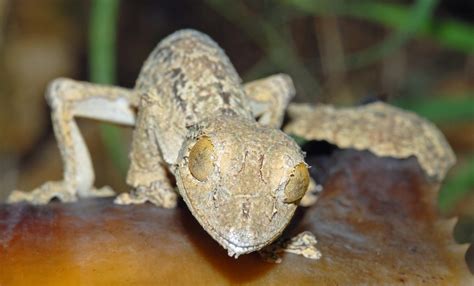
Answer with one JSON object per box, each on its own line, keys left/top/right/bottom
{"left": 8, "top": 78, "right": 138, "bottom": 204}
{"left": 244, "top": 73, "right": 295, "bottom": 129}
{"left": 299, "top": 177, "right": 322, "bottom": 207}
{"left": 259, "top": 231, "right": 322, "bottom": 263}
{"left": 114, "top": 91, "right": 178, "bottom": 208}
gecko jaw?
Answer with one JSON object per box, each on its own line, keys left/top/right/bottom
{"left": 190, "top": 197, "right": 292, "bottom": 257}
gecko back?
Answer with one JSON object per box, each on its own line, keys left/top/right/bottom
{"left": 135, "top": 29, "right": 252, "bottom": 127}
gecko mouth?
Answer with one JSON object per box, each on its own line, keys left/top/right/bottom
{"left": 204, "top": 220, "right": 282, "bottom": 258}
{"left": 183, "top": 194, "right": 290, "bottom": 258}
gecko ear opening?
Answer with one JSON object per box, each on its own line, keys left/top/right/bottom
{"left": 284, "top": 163, "right": 310, "bottom": 203}
{"left": 188, "top": 136, "right": 215, "bottom": 182}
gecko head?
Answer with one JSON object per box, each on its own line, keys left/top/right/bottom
{"left": 175, "top": 114, "right": 309, "bottom": 257}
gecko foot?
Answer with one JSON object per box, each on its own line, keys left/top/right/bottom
{"left": 7, "top": 181, "right": 116, "bottom": 205}
{"left": 299, "top": 177, "right": 322, "bottom": 207}
{"left": 114, "top": 183, "right": 177, "bottom": 208}
{"left": 259, "top": 231, "right": 322, "bottom": 263}
{"left": 82, "top": 186, "right": 116, "bottom": 198}
{"left": 7, "top": 181, "right": 77, "bottom": 205}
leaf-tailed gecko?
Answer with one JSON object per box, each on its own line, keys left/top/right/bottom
{"left": 8, "top": 30, "right": 320, "bottom": 259}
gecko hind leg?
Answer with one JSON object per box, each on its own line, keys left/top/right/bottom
{"left": 8, "top": 78, "right": 138, "bottom": 205}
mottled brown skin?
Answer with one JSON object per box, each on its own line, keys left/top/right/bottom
{"left": 8, "top": 30, "right": 310, "bottom": 257}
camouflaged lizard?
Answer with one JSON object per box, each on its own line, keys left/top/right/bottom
{"left": 8, "top": 30, "right": 319, "bottom": 258}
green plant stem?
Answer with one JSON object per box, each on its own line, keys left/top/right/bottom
{"left": 89, "top": 0, "right": 127, "bottom": 174}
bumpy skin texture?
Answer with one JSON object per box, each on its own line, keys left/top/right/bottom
{"left": 132, "top": 30, "right": 253, "bottom": 166}
{"left": 285, "top": 102, "right": 456, "bottom": 181}
{"left": 176, "top": 115, "right": 305, "bottom": 256}
{"left": 8, "top": 30, "right": 310, "bottom": 258}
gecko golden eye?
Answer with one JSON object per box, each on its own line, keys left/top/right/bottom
{"left": 283, "top": 163, "right": 310, "bottom": 203}
{"left": 188, "top": 136, "right": 215, "bottom": 181}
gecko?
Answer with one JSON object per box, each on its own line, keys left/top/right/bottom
{"left": 8, "top": 29, "right": 321, "bottom": 258}
{"left": 7, "top": 28, "right": 456, "bottom": 260}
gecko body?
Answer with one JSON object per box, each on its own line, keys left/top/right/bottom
{"left": 9, "top": 30, "right": 310, "bottom": 257}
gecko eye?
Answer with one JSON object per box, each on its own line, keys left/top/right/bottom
{"left": 188, "top": 136, "right": 215, "bottom": 181}
{"left": 283, "top": 163, "right": 310, "bottom": 203}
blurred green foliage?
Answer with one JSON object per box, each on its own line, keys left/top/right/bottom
{"left": 439, "top": 153, "right": 474, "bottom": 214}
{"left": 395, "top": 95, "right": 474, "bottom": 123}
{"left": 89, "top": 0, "right": 128, "bottom": 175}
{"left": 284, "top": 0, "right": 474, "bottom": 53}
{"left": 289, "top": 0, "right": 441, "bottom": 68}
